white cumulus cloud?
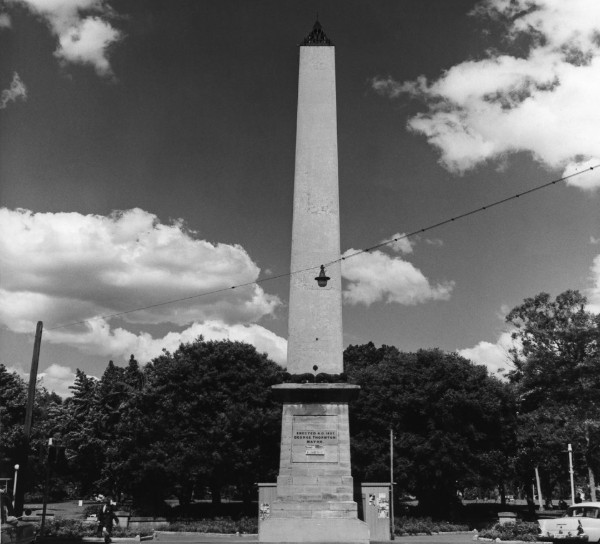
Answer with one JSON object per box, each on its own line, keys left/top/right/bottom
{"left": 47, "top": 319, "right": 288, "bottom": 366}
{"left": 0, "top": 207, "right": 284, "bottom": 362}
{"left": 1, "top": 72, "right": 27, "bottom": 109}
{"left": 386, "top": 232, "right": 414, "bottom": 255}
{"left": 372, "top": 0, "right": 600, "bottom": 190}
{"left": 587, "top": 254, "right": 600, "bottom": 313}
{"left": 341, "top": 248, "right": 454, "bottom": 306}
{"left": 562, "top": 159, "right": 600, "bottom": 192}
{"left": 38, "top": 363, "right": 76, "bottom": 398}
{"left": 6, "top": 363, "right": 76, "bottom": 399}
{"left": 9, "top": 0, "right": 121, "bottom": 76}
{"left": 0, "top": 12, "right": 11, "bottom": 28}
{"left": 55, "top": 16, "right": 120, "bottom": 75}
{"left": 459, "top": 331, "right": 516, "bottom": 377}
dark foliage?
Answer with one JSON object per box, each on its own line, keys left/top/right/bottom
{"left": 108, "top": 338, "right": 284, "bottom": 513}
{"left": 346, "top": 343, "right": 517, "bottom": 518}
{"left": 507, "top": 290, "right": 600, "bottom": 501}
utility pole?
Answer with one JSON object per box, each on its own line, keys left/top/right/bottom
{"left": 390, "top": 428, "right": 395, "bottom": 540}
{"left": 535, "top": 467, "right": 544, "bottom": 511}
{"left": 568, "top": 444, "right": 576, "bottom": 505}
{"left": 14, "top": 321, "right": 43, "bottom": 516}
{"left": 24, "top": 321, "right": 43, "bottom": 437}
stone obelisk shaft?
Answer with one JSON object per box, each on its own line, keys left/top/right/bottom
{"left": 287, "top": 44, "right": 343, "bottom": 375}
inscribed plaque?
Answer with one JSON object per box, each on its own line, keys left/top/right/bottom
{"left": 291, "top": 415, "right": 339, "bottom": 463}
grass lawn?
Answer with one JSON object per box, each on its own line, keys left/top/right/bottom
{"left": 24, "top": 500, "right": 99, "bottom": 519}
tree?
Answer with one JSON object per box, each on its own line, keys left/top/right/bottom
{"left": 346, "top": 345, "right": 517, "bottom": 518}
{"left": 99, "top": 356, "right": 146, "bottom": 500}
{"left": 0, "top": 364, "right": 65, "bottom": 502}
{"left": 0, "top": 364, "right": 28, "bottom": 477}
{"left": 59, "top": 358, "right": 147, "bottom": 499}
{"left": 513, "top": 405, "right": 577, "bottom": 505}
{"left": 61, "top": 369, "right": 105, "bottom": 497}
{"left": 507, "top": 290, "right": 600, "bottom": 501}
{"left": 110, "top": 338, "right": 283, "bottom": 513}
{"left": 507, "top": 290, "right": 600, "bottom": 404}
{"left": 28, "top": 388, "right": 67, "bottom": 501}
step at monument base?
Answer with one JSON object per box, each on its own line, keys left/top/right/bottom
{"left": 259, "top": 516, "right": 369, "bottom": 543}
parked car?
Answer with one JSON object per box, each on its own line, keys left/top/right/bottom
{"left": 539, "top": 502, "right": 600, "bottom": 542}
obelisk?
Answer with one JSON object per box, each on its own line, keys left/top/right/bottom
{"left": 286, "top": 19, "right": 343, "bottom": 377}
{"left": 259, "top": 21, "right": 370, "bottom": 544}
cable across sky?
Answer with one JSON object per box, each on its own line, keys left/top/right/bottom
{"left": 47, "top": 165, "right": 598, "bottom": 331}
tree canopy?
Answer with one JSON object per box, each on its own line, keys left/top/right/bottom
{"left": 104, "top": 340, "right": 284, "bottom": 512}
{"left": 0, "top": 364, "right": 64, "bottom": 504}
{"left": 507, "top": 290, "right": 600, "bottom": 409}
{"left": 507, "top": 290, "right": 600, "bottom": 502}
{"left": 346, "top": 344, "right": 517, "bottom": 517}
{"left": 8, "top": 300, "right": 599, "bottom": 518}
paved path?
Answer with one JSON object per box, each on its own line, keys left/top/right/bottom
{"left": 43, "top": 531, "right": 478, "bottom": 544}
{"left": 150, "top": 532, "right": 477, "bottom": 544}
{"left": 392, "top": 533, "right": 476, "bottom": 544}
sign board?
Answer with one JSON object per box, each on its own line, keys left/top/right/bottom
{"left": 361, "top": 483, "right": 392, "bottom": 541}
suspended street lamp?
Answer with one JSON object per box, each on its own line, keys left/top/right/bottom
{"left": 314, "top": 265, "right": 330, "bottom": 287}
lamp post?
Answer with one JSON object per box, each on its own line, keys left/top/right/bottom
{"left": 13, "top": 464, "right": 19, "bottom": 499}
{"left": 41, "top": 438, "right": 55, "bottom": 536}
{"left": 568, "top": 444, "right": 576, "bottom": 505}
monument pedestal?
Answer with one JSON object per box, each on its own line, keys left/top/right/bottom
{"left": 259, "top": 384, "right": 370, "bottom": 544}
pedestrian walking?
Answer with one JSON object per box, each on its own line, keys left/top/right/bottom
{"left": 98, "top": 497, "right": 119, "bottom": 544}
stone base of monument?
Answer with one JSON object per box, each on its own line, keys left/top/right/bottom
{"left": 258, "top": 384, "right": 369, "bottom": 544}
{"left": 259, "top": 517, "right": 370, "bottom": 543}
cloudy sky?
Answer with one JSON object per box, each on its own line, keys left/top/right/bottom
{"left": 1, "top": 0, "right": 599, "bottom": 397}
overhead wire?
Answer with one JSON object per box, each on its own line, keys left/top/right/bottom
{"left": 328, "top": 164, "right": 598, "bottom": 267}
{"left": 47, "top": 164, "right": 598, "bottom": 331}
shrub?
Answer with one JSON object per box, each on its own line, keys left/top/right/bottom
{"left": 394, "top": 516, "right": 469, "bottom": 535}
{"left": 112, "top": 525, "right": 154, "bottom": 537}
{"left": 39, "top": 518, "right": 97, "bottom": 538}
{"left": 38, "top": 518, "right": 156, "bottom": 538}
{"left": 83, "top": 505, "right": 100, "bottom": 518}
{"left": 162, "top": 517, "right": 257, "bottom": 533}
{"left": 478, "top": 521, "right": 539, "bottom": 541}
{"left": 35, "top": 515, "right": 258, "bottom": 536}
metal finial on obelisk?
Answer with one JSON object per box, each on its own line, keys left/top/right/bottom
{"left": 299, "top": 18, "right": 333, "bottom": 46}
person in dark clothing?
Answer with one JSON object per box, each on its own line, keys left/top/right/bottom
{"left": 97, "top": 497, "right": 119, "bottom": 544}
{"left": 1, "top": 490, "right": 15, "bottom": 524}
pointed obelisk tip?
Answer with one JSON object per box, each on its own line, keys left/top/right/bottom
{"left": 299, "top": 18, "right": 333, "bottom": 46}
